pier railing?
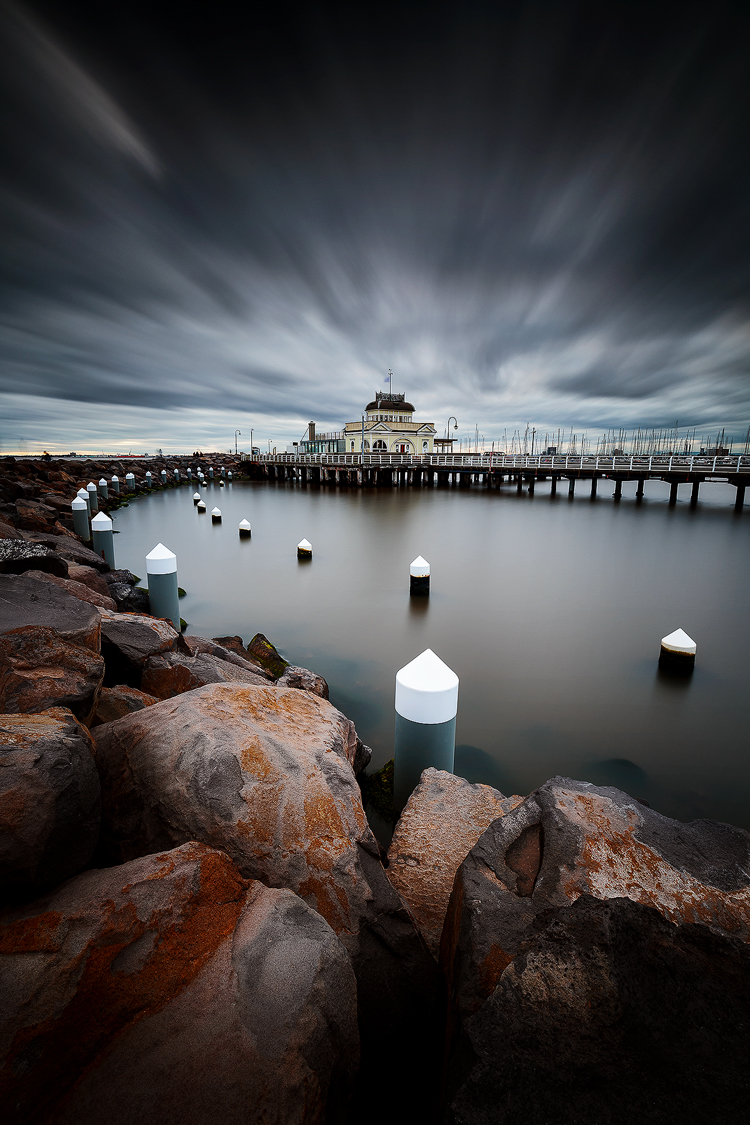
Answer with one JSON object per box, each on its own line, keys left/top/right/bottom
{"left": 254, "top": 452, "right": 750, "bottom": 474}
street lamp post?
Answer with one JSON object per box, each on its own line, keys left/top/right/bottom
{"left": 235, "top": 429, "right": 241, "bottom": 455}
{"left": 446, "top": 416, "right": 458, "bottom": 456}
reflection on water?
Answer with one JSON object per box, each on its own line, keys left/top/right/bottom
{"left": 111, "top": 476, "right": 750, "bottom": 829}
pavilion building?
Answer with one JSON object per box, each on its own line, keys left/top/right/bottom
{"left": 343, "top": 392, "right": 437, "bottom": 454}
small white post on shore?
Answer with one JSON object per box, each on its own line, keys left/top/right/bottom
{"left": 146, "top": 543, "right": 180, "bottom": 630}
{"left": 659, "top": 628, "right": 696, "bottom": 672}
{"left": 145, "top": 471, "right": 153, "bottom": 488}
{"left": 77, "top": 487, "right": 91, "bottom": 518}
{"left": 71, "top": 497, "right": 90, "bottom": 541}
{"left": 394, "top": 649, "right": 459, "bottom": 815}
{"left": 239, "top": 518, "right": 252, "bottom": 537}
{"left": 193, "top": 491, "right": 201, "bottom": 505}
{"left": 187, "top": 467, "right": 192, "bottom": 480}
{"left": 92, "top": 511, "right": 115, "bottom": 567}
{"left": 197, "top": 500, "right": 206, "bottom": 511}
{"left": 220, "top": 466, "right": 226, "bottom": 478}
{"left": 111, "top": 474, "right": 120, "bottom": 494}
{"left": 297, "top": 537, "right": 312, "bottom": 558}
{"left": 86, "top": 482, "right": 99, "bottom": 513}
{"left": 125, "top": 472, "right": 135, "bottom": 491}
{"left": 410, "top": 555, "right": 430, "bottom": 597}
{"left": 211, "top": 506, "right": 222, "bottom": 522}
{"left": 98, "top": 477, "right": 108, "bottom": 501}
{"left": 161, "top": 469, "right": 167, "bottom": 485}
{"left": 209, "top": 467, "right": 214, "bottom": 479}
{"left": 174, "top": 468, "right": 180, "bottom": 482}
{"left": 227, "top": 470, "right": 232, "bottom": 480}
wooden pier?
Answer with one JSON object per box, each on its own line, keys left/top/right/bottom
{"left": 247, "top": 451, "right": 750, "bottom": 510}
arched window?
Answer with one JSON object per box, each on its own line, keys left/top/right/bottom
{"left": 422, "top": 440, "right": 429, "bottom": 452}
{"left": 363, "top": 440, "right": 370, "bottom": 450}
{"left": 373, "top": 439, "right": 387, "bottom": 451}
{"left": 350, "top": 441, "right": 355, "bottom": 451}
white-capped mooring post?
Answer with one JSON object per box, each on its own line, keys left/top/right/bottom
{"left": 297, "top": 538, "right": 312, "bottom": 558}
{"left": 174, "top": 468, "right": 180, "bottom": 483}
{"left": 145, "top": 471, "right": 153, "bottom": 488}
{"left": 161, "top": 469, "right": 167, "bottom": 485}
{"left": 209, "top": 467, "right": 214, "bottom": 479}
{"left": 220, "top": 466, "right": 226, "bottom": 478}
{"left": 659, "top": 628, "right": 696, "bottom": 673}
{"left": 410, "top": 555, "right": 430, "bottom": 596}
{"left": 239, "top": 519, "right": 252, "bottom": 537}
{"left": 193, "top": 491, "right": 201, "bottom": 506}
{"left": 91, "top": 511, "right": 115, "bottom": 568}
{"left": 211, "top": 506, "right": 222, "bottom": 522}
{"left": 227, "top": 470, "right": 232, "bottom": 481}
{"left": 71, "top": 497, "right": 90, "bottom": 541}
{"left": 197, "top": 499, "right": 206, "bottom": 511}
{"left": 77, "top": 487, "right": 91, "bottom": 518}
{"left": 125, "top": 472, "right": 135, "bottom": 491}
{"left": 98, "top": 477, "right": 108, "bottom": 501}
{"left": 146, "top": 543, "right": 180, "bottom": 630}
{"left": 394, "top": 648, "right": 459, "bottom": 815}
{"left": 110, "top": 474, "right": 120, "bottom": 494}
{"left": 86, "top": 482, "right": 98, "bottom": 513}
{"left": 187, "top": 467, "right": 192, "bottom": 480}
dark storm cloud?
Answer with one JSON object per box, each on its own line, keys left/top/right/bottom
{"left": 1, "top": 0, "right": 750, "bottom": 447}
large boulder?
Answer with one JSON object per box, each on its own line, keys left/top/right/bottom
{"left": 0, "top": 541, "right": 68, "bottom": 577}
{"left": 0, "top": 708, "right": 100, "bottom": 897}
{"left": 99, "top": 611, "right": 190, "bottom": 686}
{"left": 93, "top": 683, "right": 437, "bottom": 1060}
{"left": 277, "top": 664, "right": 329, "bottom": 699}
{"left": 24, "top": 569, "right": 116, "bottom": 611}
{"left": 387, "top": 769, "right": 523, "bottom": 958}
{"left": 93, "top": 684, "right": 158, "bottom": 725}
{"left": 444, "top": 895, "right": 750, "bottom": 1125}
{"left": 20, "top": 533, "right": 110, "bottom": 572}
{"left": 141, "top": 650, "right": 270, "bottom": 699}
{"left": 105, "top": 582, "right": 150, "bottom": 614}
{"left": 246, "top": 631, "right": 289, "bottom": 677}
{"left": 0, "top": 626, "right": 104, "bottom": 723}
{"left": 441, "top": 776, "right": 750, "bottom": 1030}
{"left": 185, "top": 634, "right": 275, "bottom": 680}
{"left": 66, "top": 564, "right": 112, "bottom": 597}
{"left": 0, "top": 843, "right": 358, "bottom": 1125}
{"left": 0, "top": 574, "right": 101, "bottom": 652}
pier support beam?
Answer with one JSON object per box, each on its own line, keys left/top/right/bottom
{"left": 614, "top": 478, "right": 622, "bottom": 500}
{"left": 636, "top": 478, "right": 645, "bottom": 499}
{"left": 568, "top": 477, "right": 575, "bottom": 498}
{"left": 516, "top": 474, "right": 523, "bottom": 494}
{"left": 590, "top": 477, "right": 597, "bottom": 498}
{"left": 691, "top": 480, "right": 700, "bottom": 506}
{"left": 669, "top": 480, "right": 679, "bottom": 506}
{"left": 528, "top": 476, "right": 535, "bottom": 495}
{"left": 550, "top": 475, "right": 557, "bottom": 496}
{"left": 735, "top": 483, "right": 746, "bottom": 512}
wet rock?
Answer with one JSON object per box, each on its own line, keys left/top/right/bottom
{"left": 103, "top": 568, "right": 139, "bottom": 587}
{"left": 0, "top": 574, "right": 101, "bottom": 652}
{"left": 441, "top": 776, "right": 750, "bottom": 1030}
{"left": 141, "top": 650, "right": 270, "bottom": 698}
{"left": 24, "top": 569, "right": 117, "bottom": 611}
{"left": 246, "top": 631, "right": 289, "bottom": 677}
{"left": 100, "top": 610, "right": 189, "bottom": 687}
{"left": 0, "top": 541, "right": 68, "bottom": 578}
{"left": 106, "top": 582, "right": 151, "bottom": 614}
{"left": 0, "top": 708, "right": 100, "bottom": 897}
{"left": 0, "top": 626, "right": 104, "bottom": 722}
{"left": 277, "top": 663, "right": 330, "bottom": 699}
{"left": 387, "top": 769, "right": 523, "bottom": 958}
{"left": 93, "top": 684, "right": 158, "bottom": 724}
{"left": 14, "top": 499, "right": 54, "bottom": 532}
{"left": 185, "top": 634, "right": 275, "bottom": 680}
{"left": 0, "top": 842, "right": 358, "bottom": 1125}
{"left": 444, "top": 895, "right": 750, "bottom": 1125}
{"left": 211, "top": 633, "right": 249, "bottom": 657}
{"left": 0, "top": 517, "right": 22, "bottom": 540}
{"left": 94, "top": 683, "right": 437, "bottom": 1058}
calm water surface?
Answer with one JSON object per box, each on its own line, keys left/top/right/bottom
{"left": 111, "top": 477, "right": 750, "bottom": 829}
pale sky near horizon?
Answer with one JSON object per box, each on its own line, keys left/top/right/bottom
{"left": 2, "top": 0, "right": 749, "bottom": 454}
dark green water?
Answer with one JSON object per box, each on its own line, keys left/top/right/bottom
{"left": 111, "top": 476, "right": 750, "bottom": 829}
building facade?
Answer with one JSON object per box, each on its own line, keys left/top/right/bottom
{"left": 343, "top": 392, "right": 436, "bottom": 454}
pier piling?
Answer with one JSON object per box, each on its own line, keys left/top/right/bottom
{"left": 394, "top": 649, "right": 458, "bottom": 816}
{"left": 71, "top": 497, "right": 90, "bottom": 541}
{"left": 110, "top": 475, "right": 120, "bottom": 494}
{"left": 91, "top": 511, "right": 115, "bottom": 568}
{"left": 86, "top": 482, "right": 98, "bottom": 513}
{"left": 98, "top": 477, "right": 108, "bottom": 501}
{"left": 146, "top": 543, "right": 181, "bottom": 631}
{"left": 409, "top": 556, "right": 430, "bottom": 597}
{"left": 297, "top": 538, "right": 312, "bottom": 559}
{"left": 659, "top": 628, "right": 696, "bottom": 673}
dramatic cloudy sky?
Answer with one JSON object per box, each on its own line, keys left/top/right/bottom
{"left": 1, "top": 0, "right": 749, "bottom": 453}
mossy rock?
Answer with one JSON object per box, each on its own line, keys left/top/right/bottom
{"left": 359, "top": 758, "right": 394, "bottom": 824}
{"left": 178, "top": 587, "right": 186, "bottom": 597}
{"left": 180, "top": 617, "right": 187, "bottom": 632}
{"left": 246, "top": 633, "right": 290, "bottom": 678}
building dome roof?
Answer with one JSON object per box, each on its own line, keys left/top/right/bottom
{"left": 366, "top": 395, "right": 415, "bottom": 413}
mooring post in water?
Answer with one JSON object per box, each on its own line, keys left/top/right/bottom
{"left": 146, "top": 471, "right": 153, "bottom": 489}
{"left": 659, "top": 628, "right": 696, "bottom": 673}
{"left": 71, "top": 497, "right": 90, "bottom": 541}
{"left": 174, "top": 468, "right": 180, "bottom": 482}
{"left": 410, "top": 555, "right": 430, "bottom": 596}
{"left": 86, "top": 482, "right": 99, "bottom": 513}
{"left": 146, "top": 543, "right": 181, "bottom": 631}
{"left": 77, "top": 488, "right": 91, "bottom": 518}
{"left": 98, "top": 477, "right": 108, "bottom": 501}
{"left": 614, "top": 479, "right": 622, "bottom": 500}
{"left": 690, "top": 480, "right": 699, "bottom": 505}
{"left": 297, "top": 538, "right": 312, "bottom": 558}
{"left": 187, "top": 467, "right": 192, "bottom": 480}
{"left": 91, "top": 511, "right": 115, "bottom": 568}
{"left": 735, "top": 483, "right": 745, "bottom": 512}
{"left": 111, "top": 474, "right": 120, "bottom": 493}
{"left": 227, "top": 470, "right": 232, "bottom": 480}
{"left": 220, "top": 466, "right": 226, "bottom": 478}
{"left": 394, "top": 648, "right": 459, "bottom": 816}
{"left": 197, "top": 500, "right": 206, "bottom": 511}
{"left": 125, "top": 472, "right": 135, "bottom": 491}
{"left": 161, "top": 469, "right": 167, "bottom": 485}
{"left": 209, "top": 467, "right": 214, "bottom": 479}
{"left": 211, "top": 507, "right": 222, "bottom": 522}
{"left": 239, "top": 518, "right": 252, "bottom": 537}
{"left": 193, "top": 491, "right": 201, "bottom": 505}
